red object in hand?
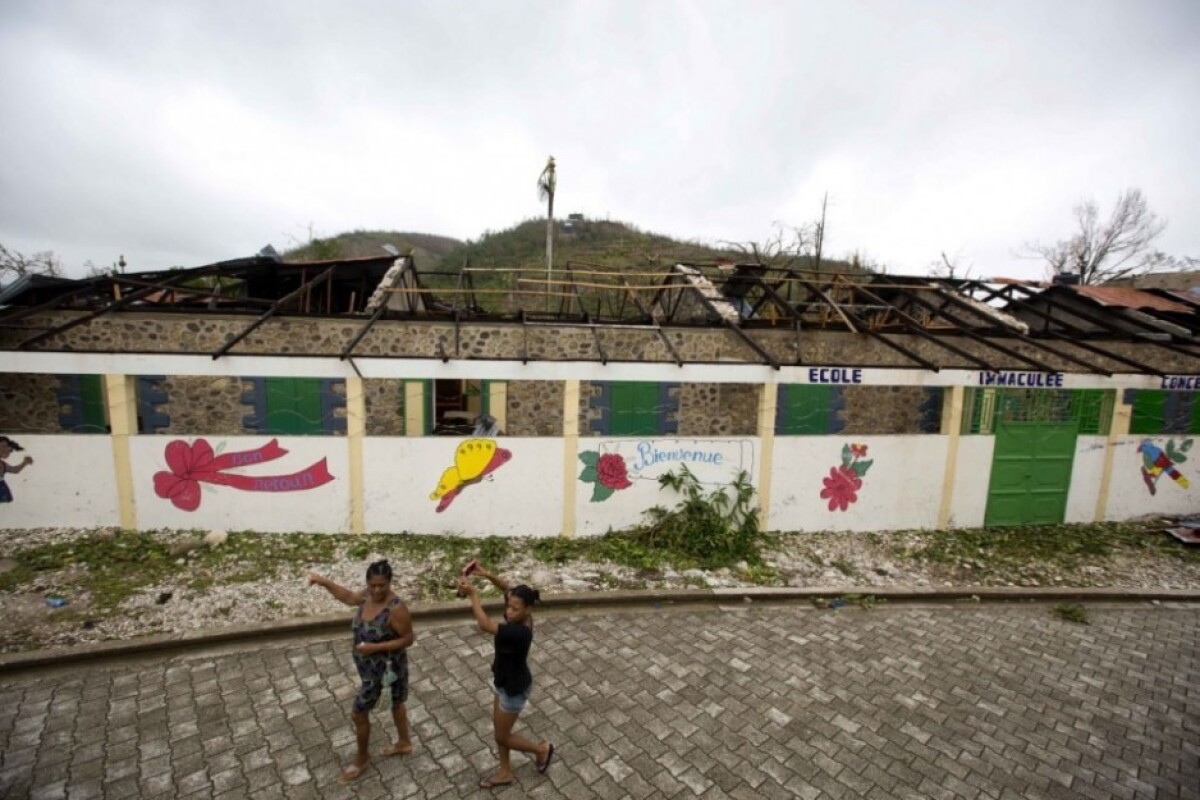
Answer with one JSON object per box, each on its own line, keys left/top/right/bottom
{"left": 461, "top": 559, "right": 479, "bottom": 578}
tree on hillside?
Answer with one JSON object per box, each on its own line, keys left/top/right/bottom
{"left": 724, "top": 194, "right": 830, "bottom": 272}
{"left": 1024, "top": 189, "right": 1170, "bottom": 285}
{"left": 537, "top": 156, "right": 556, "bottom": 280}
{"left": 0, "top": 243, "right": 62, "bottom": 282}
{"left": 929, "top": 250, "right": 973, "bottom": 280}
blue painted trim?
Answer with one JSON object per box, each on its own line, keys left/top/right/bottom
{"left": 828, "top": 386, "right": 846, "bottom": 434}
{"left": 136, "top": 375, "right": 170, "bottom": 433}
{"left": 319, "top": 379, "right": 347, "bottom": 434}
{"left": 588, "top": 381, "right": 612, "bottom": 435}
{"left": 241, "top": 377, "right": 267, "bottom": 432}
{"left": 918, "top": 387, "right": 944, "bottom": 433}
{"left": 55, "top": 375, "right": 85, "bottom": 432}
{"left": 659, "top": 382, "right": 680, "bottom": 435}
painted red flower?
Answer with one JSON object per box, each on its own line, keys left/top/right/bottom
{"left": 596, "top": 453, "right": 633, "bottom": 490}
{"left": 820, "top": 465, "right": 862, "bottom": 512}
{"left": 153, "top": 439, "right": 216, "bottom": 511}
{"left": 850, "top": 443, "right": 868, "bottom": 458}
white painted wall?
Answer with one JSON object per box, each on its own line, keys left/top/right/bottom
{"left": 1100, "top": 435, "right": 1200, "bottom": 520}
{"left": 0, "top": 435, "right": 120, "bottom": 528}
{"left": 946, "top": 436, "right": 994, "bottom": 529}
{"left": 130, "top": 435, "right": 350, "bottom": 533}
{"left": 1064, "top": 436, "right": 1109, "bottom": 523}
{"left": 574, "top": 437, "right": 759, "bottom": 537}
{"left": 769, "top": 436, "right": 950, "bottom": 532}
{"left": 363, "top": 437, "right": 563, "bottom": 537}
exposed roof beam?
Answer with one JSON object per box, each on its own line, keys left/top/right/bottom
{"left": 212, "top": 267, "right": 334, "bottom": 359}
{"left": 618, "top": 275, "right": 684, "bottom": 367}
{"left": 848, "top": 284, "right": 998, "bottom": 371}
{"left": 792, "top": 277, "right": 938, "bottom": 370}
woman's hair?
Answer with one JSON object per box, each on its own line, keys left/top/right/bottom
{"left": 365, "top": 559, "right": 393, "bottom": 581}
{"left": 0, "top": 436, "right": 22, "bottom": 451}
{"left": 509, "top": 584, "right": 541, "bottom": 607}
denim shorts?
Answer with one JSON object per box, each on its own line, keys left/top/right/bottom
{"left": 492, "top": 683, "right": 532, "bottom": 713}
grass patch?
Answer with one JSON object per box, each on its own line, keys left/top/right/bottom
{"left": 890, "top": 522, "right": 1197, "bottom": 583}
{"left": 1052, "top": 603, "right": 1089, "bottom": 624}
{"left": 532, "top": 468, "right": 766, "bottom": 572}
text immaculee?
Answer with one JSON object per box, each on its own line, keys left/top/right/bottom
{"left": 978, "top": 371, "right": 1065, "bottom": 388}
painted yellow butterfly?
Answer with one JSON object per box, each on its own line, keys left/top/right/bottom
{"left": 429, "top": 438, "right": 513, "bottom": 512}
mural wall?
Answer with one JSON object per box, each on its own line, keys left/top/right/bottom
{"left": 130, "top": 436, "right": 349, "bottom": 533}
{"left": 363, "top": 437, "right": 563, "bottom": 537}
{"left": 1104, "top": 434, "right": 1197, "bottom": 519}
{"left": 574, "top": 437, "right": 758, "bottom": 536}
{"left": 3, "top": 429, "right": 1195, "bottom": 536}
{"left": 769, "top": 436, "right": 951, "bottom": 533}
{"left": 0, "top": 435, "right": 120, "bottom": 527}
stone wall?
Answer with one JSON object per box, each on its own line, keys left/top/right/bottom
{"left": 505, "top": 381, "right": 563, "bottom": 437}
{"left": 4, "top": 310, "right": 1196, "bottom": 375}
{"left": 677, "top": 383, "right": 759, "bottom": 436}
{"left": 840, "top": 386, "right": 932, "bottom": 435}
{"left": 364, "top": 379, "right": 406, "bottom": 436}
{"left": 0, "top": 373, "right": 64, "bottom": 434}
{"left": 159, "top": 376, "right": 248, "bottom": 436}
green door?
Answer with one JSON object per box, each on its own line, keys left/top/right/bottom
{"left": 984, "top": 421, "right": 1078, "bottom": 527}
{"left": 265, "top": 378, "right": 323, "bottom": 435}
{"left": 609, "top": 381, "right": 660, "bottom": 436}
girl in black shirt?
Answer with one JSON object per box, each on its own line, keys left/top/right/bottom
{"left": 458, "top": 566, "right": 555, "bottom": 789}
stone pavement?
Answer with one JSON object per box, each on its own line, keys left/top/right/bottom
{"left": 0, "top": 602, "right": 1196, "bottom": 800}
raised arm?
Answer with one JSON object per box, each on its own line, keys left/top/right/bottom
{"left": 458, "top": 579, "right": 499, "bottom": 635}
{"left": 473, "top": 564, "right": 511, "bottom": 593}
{"left": 307, "top": 572, "right": 364, "bottom": 607}
{"left": 7, "top": 456, "right": 33, "bottom": 474}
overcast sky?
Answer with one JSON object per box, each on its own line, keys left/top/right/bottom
{"left": 1, "top": 1, "right": 1197, "bottom": 281}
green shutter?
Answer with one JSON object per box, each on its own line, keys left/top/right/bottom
{"left": 609, "top": 381, "right": 660, "bottom": 435}
{"left": 778, "top": 384, "right": 832, "bottom": 435}
{"left": 78, "top": 374, "right": 108, "bottom": 433}
{"left": 265, "top": 378, "right": 323, "bottom": 435}
{"left": 1131, "top": 391, "right": 1167, "bottom": 434}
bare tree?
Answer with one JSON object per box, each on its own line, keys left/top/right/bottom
{"left": 723, "top": 194, "right": 831, "bottom": 272}
{"left": 1025, "top": 188, "right": 1168, "bottom": 284}
{"left": 0, "top": 243, "right": 63, "bottom": 282}
{"left": 929, "top": 250, "right": 972, "bottom": 280}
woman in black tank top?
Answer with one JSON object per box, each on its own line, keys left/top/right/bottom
{"left": 459, "top": 563, "right": 555, "bottom": 789}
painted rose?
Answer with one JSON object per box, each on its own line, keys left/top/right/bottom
{"left": 820, "top": 465, "right": 862, "bottom": 512}
{"left": 596, "top": 453, "right": 633, "bottom": 490}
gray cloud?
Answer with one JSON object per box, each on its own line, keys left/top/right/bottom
{"left": 1, "top": 0, "right": 1197, "bottom": 279}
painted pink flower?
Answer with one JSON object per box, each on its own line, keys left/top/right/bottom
{"left": 596, "top": 453, "right": 633, "bottom": 490}
{"left": 850, "top": 443, "right": 868, "bottom": 458}
{"left": 820, "top": 465, "right": 862, "bottom": 512}
{"left": 153, "top": 439, "right": 217, "bottom": 512}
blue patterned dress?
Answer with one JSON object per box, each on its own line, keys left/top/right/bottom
{"left": 351, "top": 596, "right": 409, "bottom": 712}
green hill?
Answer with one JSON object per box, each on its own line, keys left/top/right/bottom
{"left": 433, "top": 217, "right": 860, "bottom": 274}
{"left": 282, "top": 218, "right": 863, "bottom": 276}
{"left": 282, "top": 229, "right": 464, "bottom": 268}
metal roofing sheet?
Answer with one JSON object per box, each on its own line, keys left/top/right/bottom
{"left": 1070, "top": 284, "right": 1194, "bottom": 314}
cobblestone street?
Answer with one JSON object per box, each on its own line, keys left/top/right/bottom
{"left": 1, "top": 603, "right": 1196, "bottom": 799}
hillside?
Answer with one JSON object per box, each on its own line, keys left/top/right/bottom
{"left": 282, "top": 229, "right": 464, "bottom": 268}
{"left": 431, "top": 217, "right": 861, "bottom": 275}
{"left": 281, "top": 218, "right": 863, "bottom": 277}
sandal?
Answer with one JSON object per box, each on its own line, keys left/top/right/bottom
{"left": 379, "top": 742, "right": 413, "bottom": 757}
{"left": 338, "top": 763, "right": 368, "bottom": 785}
{"left": 479, "top": 773, "right": 515, "bottom": 789}
{"left": 537, "top": 743, "right": 555, "bottom": 774}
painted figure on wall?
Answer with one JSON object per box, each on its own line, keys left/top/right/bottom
{"left": 153, "top": 438, "right": 335, "bottom": 511}
{"left": 429, "top": 438, "right": 512, "bottom": 513}
{"left": 820, "top": 443, "right": 874, "bottom": 512}
{"left": 0, "top": 436, "right": 34, "bottom": 503}
{"left": 1138, "top": 438, "right": 1192, "bottom": 496}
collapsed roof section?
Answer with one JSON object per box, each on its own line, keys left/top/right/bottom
{"left": 1, "top": 254, "right": 1197, "bottom": 373}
